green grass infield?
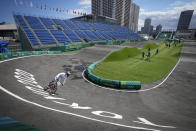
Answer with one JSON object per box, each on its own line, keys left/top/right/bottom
{"left": 92, "top": 41, "right": 183, "bottom": 84}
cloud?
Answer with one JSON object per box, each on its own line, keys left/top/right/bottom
{"left": 169, "top": 1, "right": 185, "bottom": 7}
{"left": 78, "top": 0, "right": 91, "bottom": 8}
{"left": 138, "top": 1, "right": 196, "bottom": 30}
{"left": 77, "top": 0, "right": 91, "bottom": 14}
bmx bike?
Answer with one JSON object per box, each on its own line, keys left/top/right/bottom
{"left": 44, "top": 81, "right": 57, "bottom": 95}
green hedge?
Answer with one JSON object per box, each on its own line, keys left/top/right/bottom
{"left": 85, "top": 61, "right": 141, "bottom": 90}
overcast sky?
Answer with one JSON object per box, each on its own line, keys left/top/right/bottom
{"left": 0, "top": 0, "right": 195, "bottom": 30}
{"left": 136, "top": 0, "right": 196, "bottom": 30}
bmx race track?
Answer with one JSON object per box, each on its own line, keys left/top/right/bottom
{"left": 0, "top": 41, "right": 196, "bottom": 131}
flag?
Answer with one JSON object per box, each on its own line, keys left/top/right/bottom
{"left": 20, "top": 0, "right": 23, "bottom": 5}
{"left": 41, "top": 5, "right": 42, "bottom": 10}
{"left": 56, "top": 8, "right": 58, "bottom": 12}
{"left": 30, "top": 1, "right": 33, "bottom": 8}
{"left": 14, "top": 0, "right": 18, "bottom": 6}
{"left": 44, "top": 4, "right": 46, "bottom": 10}
{"left": 36, "top": 3, "right": 38, "bottom": 8}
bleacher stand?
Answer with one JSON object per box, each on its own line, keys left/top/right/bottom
{"left": 64, "top": 30, "right": 82, "bottom": 42}
{"left": 24, "top": 29, "right": 39, "bottom": 45}
{"left": 34, "top": 30, "right": 56, "bottom": 44}
{"left": 13, "top": 14, "right": 142, "bottom": 50}
{"left": 40, "top": 18, "right": 54, "bottom": 29}
{"left": 50, "top": 30, "right": 70, "bottom": 43}
{"left": 156, "top": 31, "right": 174, "bottom": 40}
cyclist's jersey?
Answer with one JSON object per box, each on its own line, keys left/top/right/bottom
{"left": 55, "top": 73, "right": 67, "bottom": 85}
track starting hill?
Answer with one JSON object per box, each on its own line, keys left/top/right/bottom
{"left": 156, "top": 31, "right": 175, "bottom": 41}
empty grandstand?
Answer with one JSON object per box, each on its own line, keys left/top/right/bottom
{"left": 13, "top": 14, "right": 141, "bottom": 50}
{"left": 156, "top": 31, "right": 174, "bottom": 40}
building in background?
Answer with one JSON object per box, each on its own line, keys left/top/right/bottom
{"left": 150, "top": 25, "right": 154, "bottom": 35}
{"left": 91, "top": 0, "right": 140, "bottom": 32}
{"left": 175, "top": 10, "right": 195, "bottom": 40}
{"left": 156, "top": 24, "right": 162, "bottom": 35}
{"left": 92, "top": 0, "right": 115, "bottom": 18}
{"left": 128, "top": 2, "right": 140, "bottom": 32}
{"left": 0, "top": 23, "right": 21, "bottom": 52}
{"left": 177, "top": 10, "right": 194, "bottom": 30}
{"left": 141, "top": 18, "right": 151, "bottom": 35}
{"left": 175, "top": 29, "right": 196, "bottom": 40}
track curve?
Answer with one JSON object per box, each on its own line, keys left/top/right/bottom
{"left": 0, "top": 42, "right": 196, "bottom": 131}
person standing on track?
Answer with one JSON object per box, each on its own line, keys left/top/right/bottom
{"left": 147, "top": 48, "right": 151, "bottom": 61}
{"left": 142, "top": 51, "right": 145, "bottom": 59}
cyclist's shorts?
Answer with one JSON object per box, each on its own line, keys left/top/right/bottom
{"left": 57, "top": 81, "right": 61, "bottom": 87}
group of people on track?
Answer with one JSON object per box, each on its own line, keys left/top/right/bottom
{"left": 142, "top": 48, "right": 159, "bottom": 61}
{"left": 141, "top": 40, "right": 181, "bottom": 61}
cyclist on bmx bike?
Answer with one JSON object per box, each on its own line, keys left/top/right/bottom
{"left": 44, "top": 71, "right": 71, "bottom": 95}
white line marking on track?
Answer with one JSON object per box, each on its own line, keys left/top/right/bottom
{"left": 134, "top": 117, "right": 176, "bottom": 128}
{"left": 0, "top": 85, "right": 159, "bottom": 131}
{"left": 44, "top": 96, "right": 66, "bottom": 100}
{"left": 32, "top": 90, "right": 49, "bottom": 96}
{"left": 53, "top": 101, "right": 92, "bottom": 110}
{"left": 25, "top": 86, "right": 45, "bottom": 92}
{"left": 82, "top": 58, "right": 181, "bottom": 93}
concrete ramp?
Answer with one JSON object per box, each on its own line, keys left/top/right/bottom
{"left": 75, "top": 44, "right": 124, "bottom": 62}
{"left": 181, "top": 41, "right": 196, "bottom": 62}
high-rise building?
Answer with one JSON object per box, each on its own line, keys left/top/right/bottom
{"left": 156, "top": 24, "right": 162, "bottom": 34}
{"left": 150, "top": 25, "right": 154, "bottom": 35}
{"left": 91, "top": 0, "right": 140, "bottom": 32}
{"left": 177, "top": 10, "right": 194, "bottom": 30}
{"left": 141, "top": 27, "right": 144, "bottom": 33}
{"left": 92, "top": 0, "right": 115, "bottom": 18}
{"left": 143, "top": 18, "right": 151, "bottom": 34}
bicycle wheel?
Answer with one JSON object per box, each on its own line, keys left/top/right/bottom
{"left": 44, "top": 86, "right": 48, "bottom": 91}
{"left": 51, "top": 87, "right": 57, "bottom": 94}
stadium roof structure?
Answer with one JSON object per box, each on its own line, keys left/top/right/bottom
{"left": 0, "top": 24, "right": 17, "bottom": 31}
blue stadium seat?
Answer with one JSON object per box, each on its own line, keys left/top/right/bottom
{"left": 50, "top": 30, "right": 70, "bottom": 43}
{"left": 64, "top": 20, "right": 78, "bottom": 30}
{"left": 14, "top": 14, "right": 142, "bottom": 48}
{"left": 53, "top": 19, "right": 69, "bottom": 30}
{"left": 24, "top": 29, "right": 39, "bottom": 45}
{"left": 72, "top": 21, "right": 90, "bottom": 30}
{"left": 74, "top": 30, "right": 91, "bottom": 41}
{"left": 24, "top": 16, "right": 44, "bottom": 29}
{"left": 64, "top": 30, "right": 82, "bottom": 42}
{"left": 92, "top": 31, "right": 106, "bottom": 40}
{"left": 99, "top": 31, "right": 112, "bottom": 40}
{"left": 105, "top": 32, "right": 115, "bottom": 39}
{"left": 84, "top": 31, "right": 99, "bottom": 41}
{"left": 40, "top": 17, "right": 54, "bottom": 29}
{"left": 15, "top": 15, "right": 28, "bottom": 28}
{"left": 34, "top": 30, "right": 56, "bottom": 44}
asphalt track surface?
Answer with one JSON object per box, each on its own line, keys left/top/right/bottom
{"left": 0, "top": 41, "right": 196, "bottom": 131}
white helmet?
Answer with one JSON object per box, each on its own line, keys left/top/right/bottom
{"left": 66, "top": 71, "right": 71, "bottom": 75}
